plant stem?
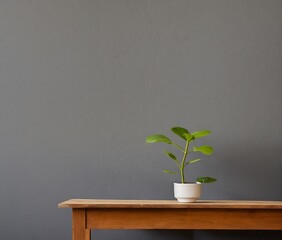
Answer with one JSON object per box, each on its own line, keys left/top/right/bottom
{"left": 180, "top": 139, "right": 190, "bottom": 183}
{"left": 180, "top": 167, "right": 185, "bottom": 183}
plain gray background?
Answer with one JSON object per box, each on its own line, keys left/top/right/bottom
{"left": 0, "top": 0, "right": 281, "bottom": 239}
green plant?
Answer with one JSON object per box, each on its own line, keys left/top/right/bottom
{"left": 146, "top": 126, "right": 217, "bottom": 184}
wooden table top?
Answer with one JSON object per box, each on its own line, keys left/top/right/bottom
{"left": 58, "top": 199, "right": 282, "bottom": 209}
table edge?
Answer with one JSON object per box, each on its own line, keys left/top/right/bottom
{"left": 58, "top": 199, "right": 282, "bottom": 209}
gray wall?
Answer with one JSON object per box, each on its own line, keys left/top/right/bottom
{"left": 0, "top": 0, "right": 281, "bottom": 239}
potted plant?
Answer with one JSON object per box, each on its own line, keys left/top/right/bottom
{"left": 146, "top": 126, "right": 216, "bottom": 202}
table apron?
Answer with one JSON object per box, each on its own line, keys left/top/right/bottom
{"left": 85, "top": 208, "right": 282, "bottom": 230}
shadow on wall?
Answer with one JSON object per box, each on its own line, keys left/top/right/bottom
{"left": 92, "top": 230, "right": 194, "bottom": 240}
{"left": 92, "top": 229, "right": 282, "bottom": 240}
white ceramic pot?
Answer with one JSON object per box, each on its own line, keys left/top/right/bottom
{"left": 174, "top": 182, "right": 202, "bottom": 203}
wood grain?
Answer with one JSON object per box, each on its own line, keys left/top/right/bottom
{"left": 72, "top": 209, "right": 91, "bottom": 240}
{"left": 59, "top": 199, "right": 282, "bottom": 240}
{"left": 59, "top": 199, "right": 282, "bottom": 209}
{"left": 86, "top": 208, "right": 282, "bottom": 230}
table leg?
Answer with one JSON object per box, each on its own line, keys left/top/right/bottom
{"left": 72, "top": 209, "right": 91, "bottom": 240}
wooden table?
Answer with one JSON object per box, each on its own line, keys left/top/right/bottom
{"left": 58, "top": 199, "right": 282, "bottom": 240}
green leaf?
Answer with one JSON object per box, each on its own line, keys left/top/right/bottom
{"left": 193, "top": 145, "right": 214, "bottom": 155}
{"left": 171, "top": 127, "right": 192, "bottom": 141}
{"left": 197, "top": 177, "right": 217, "bottom": 183}
{"left": 187, "top": 158, "right": 201, "bottom": 164}
{"left": 163, "top": 169, "right": 178, "bottom": 174}
{"left": 163, "top": 150, "right": 178, "bottom": 161}
{"left": 191, "top": 130, "right": 211, "bottom": 139}
{"left": 146, "top": 134, "right": 172, "bottom": 144}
